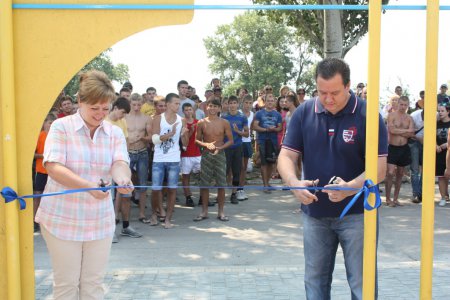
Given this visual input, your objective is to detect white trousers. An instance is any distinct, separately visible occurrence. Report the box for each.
[41,226,112,300]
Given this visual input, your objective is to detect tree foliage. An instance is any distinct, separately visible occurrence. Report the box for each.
[252,0,389,58]
[204,12,297,97]
[63,49,129,97]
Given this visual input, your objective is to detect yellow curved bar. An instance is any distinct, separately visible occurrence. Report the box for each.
[420,1,440,299]
[0,1,193,299]
[0,0,22,299]
[363,0,382,299]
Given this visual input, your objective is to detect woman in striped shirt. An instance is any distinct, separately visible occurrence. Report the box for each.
[36,70,133,299]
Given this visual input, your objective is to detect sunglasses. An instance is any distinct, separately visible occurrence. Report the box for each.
[265,88,273,91]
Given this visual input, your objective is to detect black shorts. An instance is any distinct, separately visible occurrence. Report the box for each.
[258,139,278,166]
[33,172,48,192]
[387,144,411,167]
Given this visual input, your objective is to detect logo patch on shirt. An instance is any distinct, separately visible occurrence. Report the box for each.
[343,127,357,144]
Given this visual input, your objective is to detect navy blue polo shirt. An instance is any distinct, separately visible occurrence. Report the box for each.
[282,92,388,218]
[222,112,248,148]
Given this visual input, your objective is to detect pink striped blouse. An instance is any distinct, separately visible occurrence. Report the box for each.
[35,112,129,241]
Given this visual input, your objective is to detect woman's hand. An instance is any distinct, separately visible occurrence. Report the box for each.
[88,181,111,200]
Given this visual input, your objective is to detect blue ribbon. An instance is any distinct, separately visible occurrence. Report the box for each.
[339,179,382,219]
[2,183,380,217]
[1,187,27,210]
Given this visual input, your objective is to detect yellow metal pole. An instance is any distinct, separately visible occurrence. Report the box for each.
[363,0,382,299]
[0,0,22,299]
[420,1,439,299]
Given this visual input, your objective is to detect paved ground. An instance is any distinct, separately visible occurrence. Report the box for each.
[34,173,450,299]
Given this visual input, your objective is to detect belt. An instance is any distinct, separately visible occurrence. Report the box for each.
[128,148,147,154]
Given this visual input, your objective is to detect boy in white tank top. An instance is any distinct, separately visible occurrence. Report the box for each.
[150,93,188,229]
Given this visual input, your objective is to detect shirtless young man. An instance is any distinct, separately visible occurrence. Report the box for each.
[150,93,188,229]
[385,96,415,207]
[194,98,233,222]
[124,93,152,221]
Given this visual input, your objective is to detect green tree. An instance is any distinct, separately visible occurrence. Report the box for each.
[63,49,129,97]
[204,12,296,97]
[252,0,389,58]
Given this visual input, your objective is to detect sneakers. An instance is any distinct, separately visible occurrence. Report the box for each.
[112,232,119,243]
[412,195,422,204]
[236,190,248,201]
[230,193,239,204]
[438,198,446,207]
[186,196,195,207]
[121,226,142,238]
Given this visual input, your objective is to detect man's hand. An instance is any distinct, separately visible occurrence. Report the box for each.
[205,141,216,151]
[288,178,319,205]
[171,122,179,134]
[445,168,450,178]
[232,123,241,135]
[323,177,352,202]
[114,177,134,195]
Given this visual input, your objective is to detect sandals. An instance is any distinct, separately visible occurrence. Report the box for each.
[217,215,229,222]
[138,217,151,224]
[193,215,209,222]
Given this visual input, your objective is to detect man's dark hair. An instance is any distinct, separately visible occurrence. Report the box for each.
[207,98,222,107]
[191,95,200,101]
[286,94,296,103]
[146,87,156,93]
[243,94,253,102]
[399,95,409,103]
[211,78,220,85]
[112,97,131,113]
[123,81,133,90]
[315,58,351,86]
[228,95,238,103]
[182,102,193,111]
[165,93,179,103]
[59,95,73,106]
[177,80,188,88]
[119,87,131,94]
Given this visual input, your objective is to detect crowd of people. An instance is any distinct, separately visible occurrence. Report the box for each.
[32,61,449,299]
[34,75,450,233]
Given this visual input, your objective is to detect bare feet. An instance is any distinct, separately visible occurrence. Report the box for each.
[163,221,173,229]
[394,199,403,206]
[149,213,159,226]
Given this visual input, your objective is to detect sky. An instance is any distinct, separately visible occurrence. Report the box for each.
[109,0,450,103]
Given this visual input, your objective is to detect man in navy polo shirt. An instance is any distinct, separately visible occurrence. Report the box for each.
[278,58,388,299]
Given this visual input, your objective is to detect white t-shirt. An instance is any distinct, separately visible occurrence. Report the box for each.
[241,110,254,143]
[410,109,424,139]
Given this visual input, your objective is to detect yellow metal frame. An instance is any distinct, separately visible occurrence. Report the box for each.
[363,0,382,298]
[420,1,440,299]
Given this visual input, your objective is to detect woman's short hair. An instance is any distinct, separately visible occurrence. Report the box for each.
[78,70,115,105]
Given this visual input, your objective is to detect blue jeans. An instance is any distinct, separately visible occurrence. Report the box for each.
[303,213,375,300]
[123,149,149,197]
[409,140,423,197]
[152,162,180,190]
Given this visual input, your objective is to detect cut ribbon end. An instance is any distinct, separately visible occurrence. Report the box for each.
[1,186,27,210]
[339,179,381,219]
